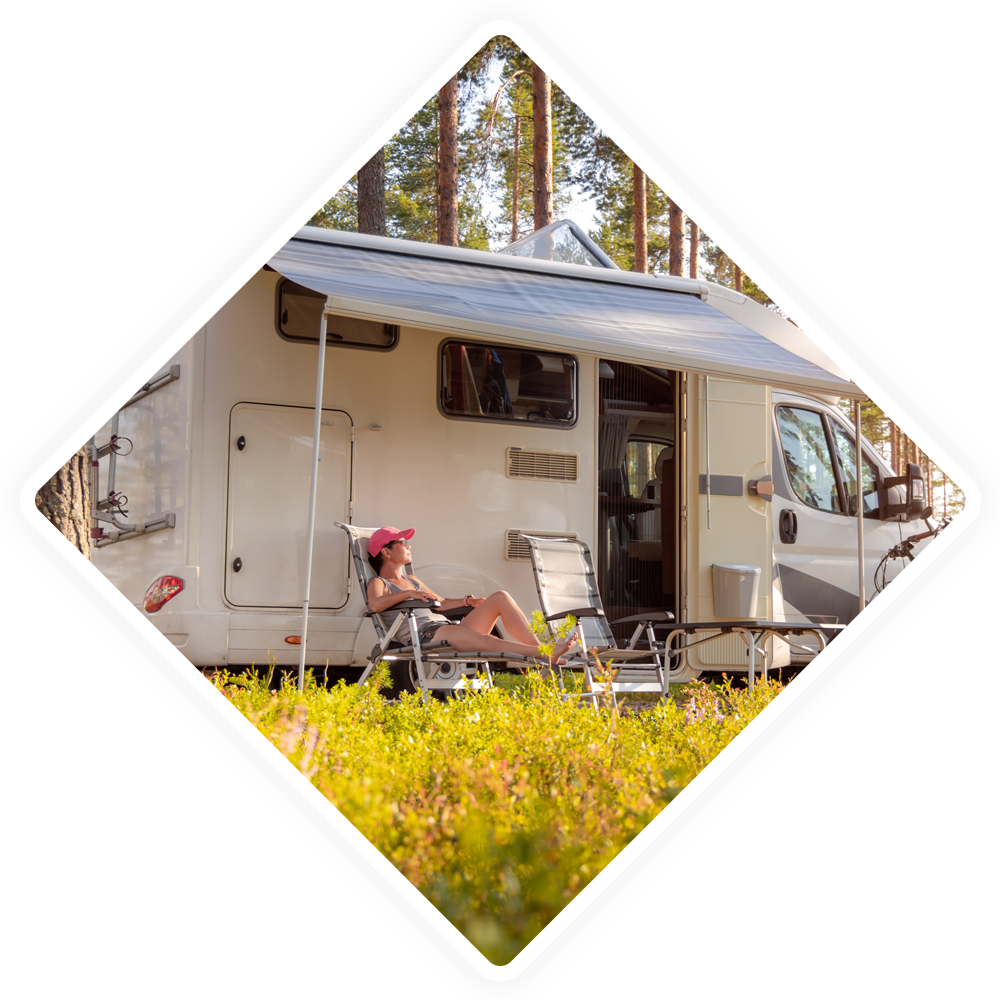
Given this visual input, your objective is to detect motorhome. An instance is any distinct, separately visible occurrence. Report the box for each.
[89,220,935,682]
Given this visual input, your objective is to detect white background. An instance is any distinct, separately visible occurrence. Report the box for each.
[3,3,996,996]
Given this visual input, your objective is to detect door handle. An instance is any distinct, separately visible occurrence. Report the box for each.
[779,509,798,544]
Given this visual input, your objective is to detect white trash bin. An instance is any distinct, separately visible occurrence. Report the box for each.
[712,563,761,618]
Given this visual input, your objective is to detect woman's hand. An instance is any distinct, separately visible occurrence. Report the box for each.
[465,596,485,608]
[407,578,442,602]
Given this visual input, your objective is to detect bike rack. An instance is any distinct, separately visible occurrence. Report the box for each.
[89,365,181,548]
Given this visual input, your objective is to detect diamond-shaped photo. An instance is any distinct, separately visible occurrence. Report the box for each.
[33,36,962,965]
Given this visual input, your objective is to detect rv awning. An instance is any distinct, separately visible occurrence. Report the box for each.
[268,228,863,398]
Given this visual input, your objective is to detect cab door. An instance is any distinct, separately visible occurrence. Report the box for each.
[771,401,902,632]
[686,376,773,672]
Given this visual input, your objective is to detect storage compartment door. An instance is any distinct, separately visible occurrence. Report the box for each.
[689,377,772,669]
[226,403,352,608]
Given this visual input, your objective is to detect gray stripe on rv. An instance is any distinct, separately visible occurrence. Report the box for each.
[776,563,866,626]
[698,474,744,496]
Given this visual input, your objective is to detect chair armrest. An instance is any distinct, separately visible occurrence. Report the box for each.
[609,611,676,625]
[395,599,441,610]
[436,606,469,621]
[544,607,601,622]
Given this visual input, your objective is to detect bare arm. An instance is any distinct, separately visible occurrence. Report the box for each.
[408,577,485,612]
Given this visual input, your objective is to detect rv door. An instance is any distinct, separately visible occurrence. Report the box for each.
[686,377,773,673]
[225,403,353,609]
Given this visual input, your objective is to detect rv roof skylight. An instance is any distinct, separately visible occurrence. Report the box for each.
[498,219,618,269]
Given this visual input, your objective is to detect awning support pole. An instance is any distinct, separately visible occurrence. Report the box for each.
[855,399,865,616]
[704,376,712,529]
[297,304,331,692]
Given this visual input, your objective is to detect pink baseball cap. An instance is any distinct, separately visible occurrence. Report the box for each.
[367,526,415,557]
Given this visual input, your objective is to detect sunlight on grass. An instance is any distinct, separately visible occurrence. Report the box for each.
[214,664,783,964]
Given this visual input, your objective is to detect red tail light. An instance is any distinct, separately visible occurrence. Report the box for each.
[144,575,184,613]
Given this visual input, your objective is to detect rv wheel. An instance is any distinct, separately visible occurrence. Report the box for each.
[387,660,453,701]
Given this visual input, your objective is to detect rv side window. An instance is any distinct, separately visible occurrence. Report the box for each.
[439,341,577,426]
[776,406,842,512]
[829,422,879,515]
[275,279,399,350]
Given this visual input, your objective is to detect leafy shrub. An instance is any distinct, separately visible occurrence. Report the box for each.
[214,666,783,964]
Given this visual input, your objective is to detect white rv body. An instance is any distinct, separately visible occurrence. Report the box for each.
[91,227,932,679]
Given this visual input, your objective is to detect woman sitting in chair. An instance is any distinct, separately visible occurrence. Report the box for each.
[366,526,574,666]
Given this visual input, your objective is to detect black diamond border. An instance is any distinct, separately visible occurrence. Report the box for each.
[18,18,986,982]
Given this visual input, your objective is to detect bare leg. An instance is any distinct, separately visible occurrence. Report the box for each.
[458,591,537,645]
[433,624,574,666]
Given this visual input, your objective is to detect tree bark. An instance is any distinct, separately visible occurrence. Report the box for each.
[437,75,459,246]
[688,219,699,278]
[734,264,743,292]
[633,163,647,273]
[35,445,91,559]
[511,114,520,242]
[357,147,386,236]
[531,63,553,230]
[668,200,683,275]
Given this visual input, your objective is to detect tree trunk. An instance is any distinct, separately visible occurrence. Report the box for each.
[889,419,898,474]
[668,200,683,275]
[357,148,386,236]
[633,163,647,273]
[511,114,520,242]
[688,219,699,278]
[35,445,91,559]
[437,75,459,246]
[531,63,553,230]
[734,264,743,292]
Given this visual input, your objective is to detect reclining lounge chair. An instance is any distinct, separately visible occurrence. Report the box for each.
[337,523,551,700]
[523,534,675,702]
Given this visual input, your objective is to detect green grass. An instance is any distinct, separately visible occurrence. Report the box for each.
[214,665,784,964]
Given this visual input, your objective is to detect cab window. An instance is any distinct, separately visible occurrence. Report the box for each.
[776,406,842,512]
[830,422,879,515]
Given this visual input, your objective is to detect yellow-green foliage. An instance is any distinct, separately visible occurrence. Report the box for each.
[214,666,783,964]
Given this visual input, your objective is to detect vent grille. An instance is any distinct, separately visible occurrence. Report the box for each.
[690,630,776,668]
[506,447,579,482]
[504,529,578,562]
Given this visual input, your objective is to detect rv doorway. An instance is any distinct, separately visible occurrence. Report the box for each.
[597,361,678,645]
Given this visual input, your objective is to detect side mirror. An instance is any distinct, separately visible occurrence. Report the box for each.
[876,463,927,522]
[906,462,927,521]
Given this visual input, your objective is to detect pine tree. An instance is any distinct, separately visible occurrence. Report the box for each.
[633,164,647,273]
[357,148,386,236]
[689,219,700,278]
[668,201,684,276]
[437,75,459,246]
[531,64,553,230]
[35,447,91,558]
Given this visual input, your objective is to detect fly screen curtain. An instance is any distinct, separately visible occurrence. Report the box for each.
[269,232,859,397]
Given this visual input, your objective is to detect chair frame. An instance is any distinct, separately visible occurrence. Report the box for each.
[523,534,675,705]
[336,523,550,700]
